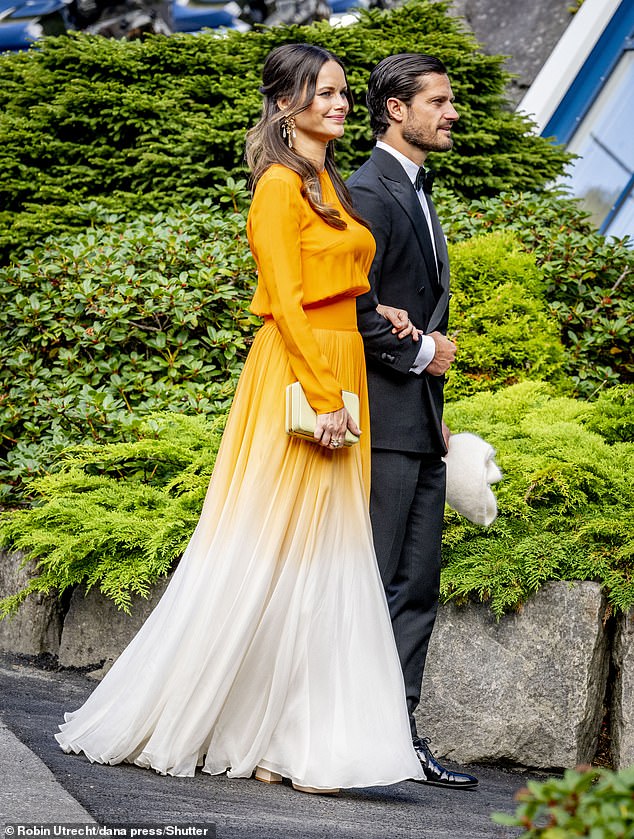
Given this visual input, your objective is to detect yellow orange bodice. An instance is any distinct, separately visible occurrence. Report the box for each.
[247,164,375,414]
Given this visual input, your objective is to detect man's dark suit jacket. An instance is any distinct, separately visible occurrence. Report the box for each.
[348,147,450,456]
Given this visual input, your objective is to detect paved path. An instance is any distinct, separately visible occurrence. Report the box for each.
[0,721,95,824]
[0,655,532,838]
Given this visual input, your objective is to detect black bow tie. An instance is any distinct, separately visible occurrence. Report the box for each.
[414,167,434,194]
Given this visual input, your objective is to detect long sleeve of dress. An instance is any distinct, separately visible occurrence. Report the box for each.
[248,174,344,415]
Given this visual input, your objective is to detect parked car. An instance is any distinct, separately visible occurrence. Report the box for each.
[0,0,247,51]
[0,0,370,50]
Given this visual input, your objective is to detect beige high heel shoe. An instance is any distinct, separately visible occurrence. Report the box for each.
[292,783,339,795]
[255,766,339,794]
[255,766,283,784]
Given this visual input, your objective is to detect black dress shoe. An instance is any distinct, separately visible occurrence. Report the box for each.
[412,737,478,789]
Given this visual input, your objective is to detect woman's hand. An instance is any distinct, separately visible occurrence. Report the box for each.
[376,304,420,341]
[314,407,361,450]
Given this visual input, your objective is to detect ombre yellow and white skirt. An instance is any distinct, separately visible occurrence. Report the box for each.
[56,299,423,790]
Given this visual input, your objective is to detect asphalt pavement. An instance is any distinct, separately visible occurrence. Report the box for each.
[0,654,536,839]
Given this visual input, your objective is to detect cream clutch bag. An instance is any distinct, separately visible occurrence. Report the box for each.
[285,382,360,446]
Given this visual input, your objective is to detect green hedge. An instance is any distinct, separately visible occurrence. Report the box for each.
[1,0,630,627]
[0,196,570,501]
[2,179,630,499]
[0,194,257,500]
[436,188,634,399]
[1,383,632,617]
[0,0,569,261]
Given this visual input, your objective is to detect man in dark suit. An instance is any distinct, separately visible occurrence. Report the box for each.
[348,53,478,789]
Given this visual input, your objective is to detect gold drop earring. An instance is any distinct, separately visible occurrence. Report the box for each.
[282,115,296,149]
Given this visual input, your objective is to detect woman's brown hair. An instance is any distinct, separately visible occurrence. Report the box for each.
[245,43,367,231]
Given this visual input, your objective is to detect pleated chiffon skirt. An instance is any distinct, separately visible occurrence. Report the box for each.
[56,299,423,790]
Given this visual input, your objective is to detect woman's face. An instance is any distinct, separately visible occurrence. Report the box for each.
[290,60,350,147]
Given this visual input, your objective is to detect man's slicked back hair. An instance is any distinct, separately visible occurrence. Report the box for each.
[366,53,448,139]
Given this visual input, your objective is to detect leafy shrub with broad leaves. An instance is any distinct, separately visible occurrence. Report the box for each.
[1,207,571,501]
[2,183,631,502]
[0,193,258,500]
[436,188,634,399]
[492,764,634,837]
[0,0,569,262]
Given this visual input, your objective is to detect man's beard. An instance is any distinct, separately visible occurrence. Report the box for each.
[402,120,453,153]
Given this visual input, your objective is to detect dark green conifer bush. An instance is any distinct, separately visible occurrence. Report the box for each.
[0,0,569,261]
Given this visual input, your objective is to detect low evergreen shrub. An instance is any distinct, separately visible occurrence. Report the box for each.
[493,764,634,837]
[0,412,224,615]
[436,188,634,399]
[0,0,569,261]
[442,382,634,618]
[445,231,566,399]
[1,383,632,617]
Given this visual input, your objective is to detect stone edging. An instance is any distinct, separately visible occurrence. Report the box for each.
[1,551,631,769]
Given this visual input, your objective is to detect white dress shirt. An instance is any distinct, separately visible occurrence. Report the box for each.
[375,141,437,373]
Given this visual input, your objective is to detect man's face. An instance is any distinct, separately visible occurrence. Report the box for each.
[400,73,458,153]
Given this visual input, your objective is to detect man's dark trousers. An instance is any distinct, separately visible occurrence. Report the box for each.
[371,450,445,735]
[348,146,451,736]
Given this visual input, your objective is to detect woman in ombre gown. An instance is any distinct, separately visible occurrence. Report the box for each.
[55,43,424,794]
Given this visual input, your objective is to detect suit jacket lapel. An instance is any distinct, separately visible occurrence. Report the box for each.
[426,196,450,333]
[370,148,440,288]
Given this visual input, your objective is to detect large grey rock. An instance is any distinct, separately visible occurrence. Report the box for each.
[58,576,171,675]
[612,609,634,770]
[418,581,610,769]
[0,550,63,656]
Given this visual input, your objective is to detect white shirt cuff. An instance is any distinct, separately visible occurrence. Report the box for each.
[410,335,436,374]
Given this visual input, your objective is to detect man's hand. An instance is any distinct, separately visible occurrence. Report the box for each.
[426,331,456,376]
